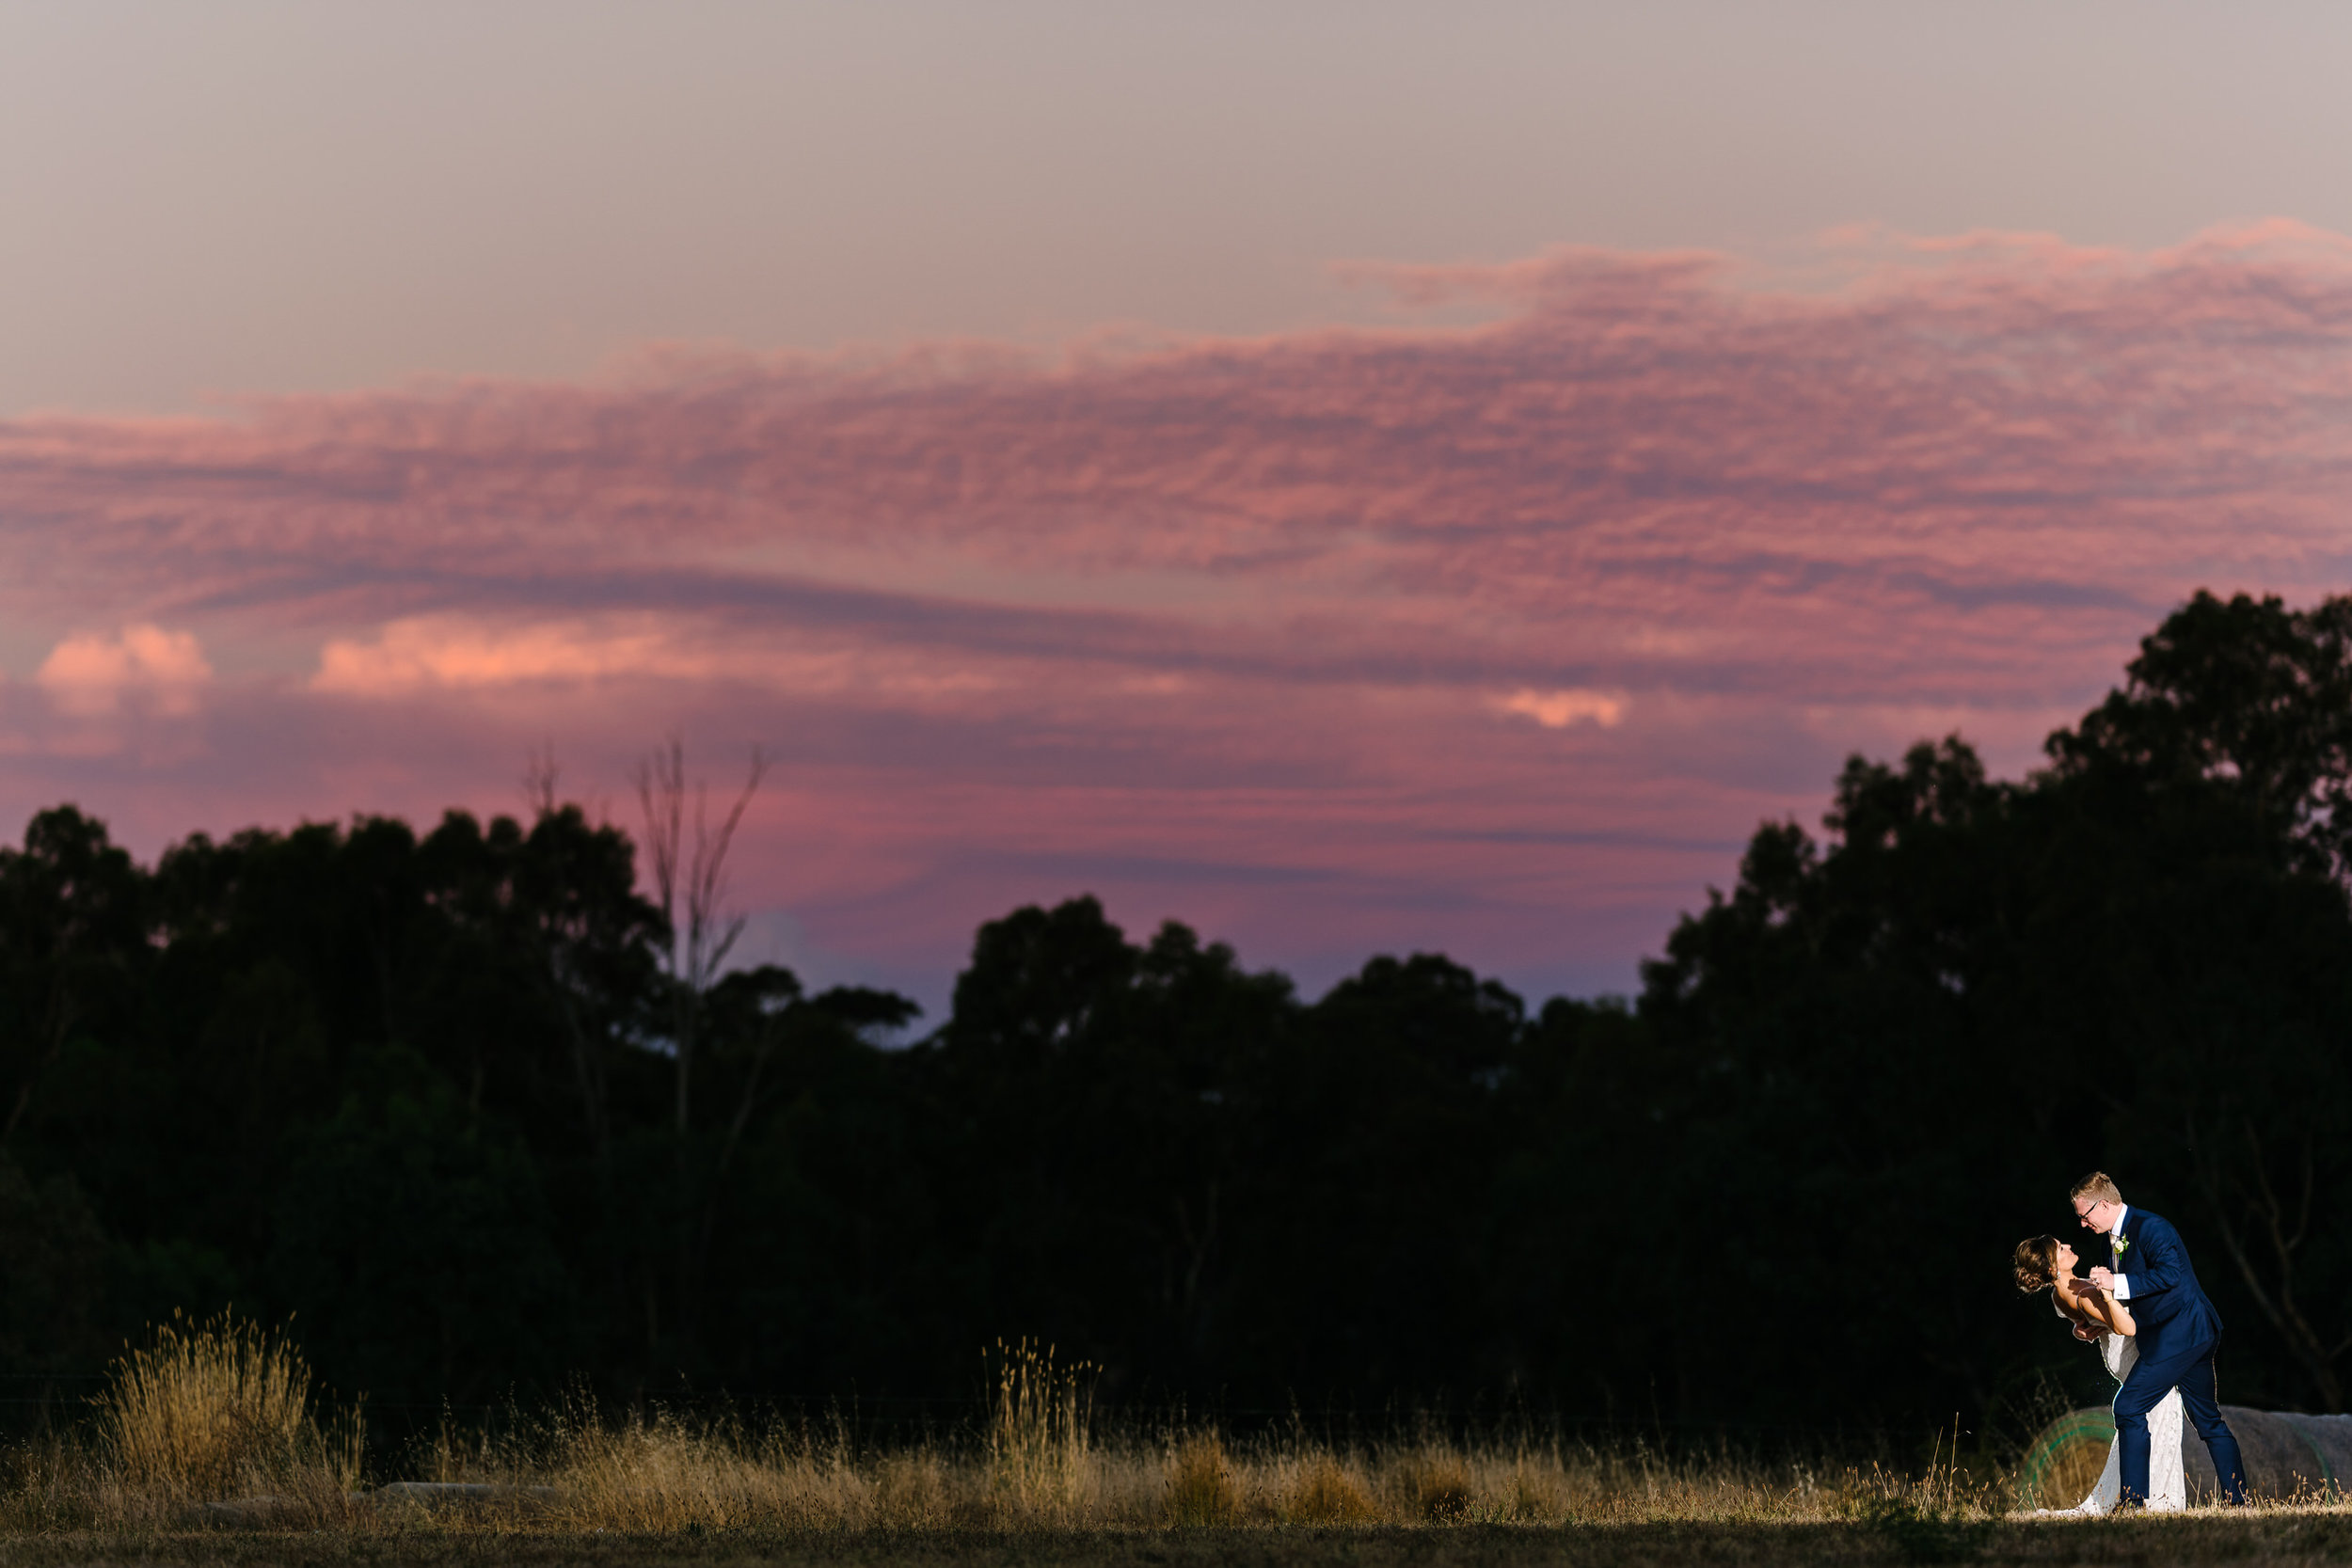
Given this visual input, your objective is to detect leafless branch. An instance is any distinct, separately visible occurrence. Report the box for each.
[634,736,767,1131]
[523,742,562,820]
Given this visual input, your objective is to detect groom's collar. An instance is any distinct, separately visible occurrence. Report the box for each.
[2112,1202,2131,1242]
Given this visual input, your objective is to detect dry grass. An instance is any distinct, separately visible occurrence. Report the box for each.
[983,1339,1094,1524]
[400,1419,2352,1537]
[1163,1434,1238,1527]
[6,1326,2350,1546]
[1282,1452,1376,1524]
[0,1312,362,1529]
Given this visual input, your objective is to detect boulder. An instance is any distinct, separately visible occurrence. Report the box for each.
[2021,1404,2352,1506]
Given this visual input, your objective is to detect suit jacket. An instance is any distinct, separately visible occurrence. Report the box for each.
[2116,1206,2222,1361]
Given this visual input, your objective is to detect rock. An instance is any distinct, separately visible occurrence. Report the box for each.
[2021,1404,2352,1505]
[368,1481,564,1511]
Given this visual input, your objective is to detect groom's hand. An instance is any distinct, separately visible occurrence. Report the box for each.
[2088,1266,2116,1291]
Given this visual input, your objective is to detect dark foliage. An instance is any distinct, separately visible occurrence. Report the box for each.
[2,590,2349,1439]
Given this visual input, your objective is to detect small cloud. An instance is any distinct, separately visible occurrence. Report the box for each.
[35,625,213,716]
[312,617,677,695]
[1495,688,1626,730]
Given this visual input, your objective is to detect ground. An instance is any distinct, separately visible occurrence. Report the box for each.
[8,1517,2352,1568]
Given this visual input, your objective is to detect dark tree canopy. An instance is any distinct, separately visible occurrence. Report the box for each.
[3,589,2350,1441]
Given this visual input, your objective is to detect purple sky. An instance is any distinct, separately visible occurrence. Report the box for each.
[5,6,2352,1013]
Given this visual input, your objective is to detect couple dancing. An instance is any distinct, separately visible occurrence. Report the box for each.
[2012,1173,2249,1513]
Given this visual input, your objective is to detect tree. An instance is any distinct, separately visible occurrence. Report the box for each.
[271,1048,575,1406]
[919,897,1298,1392]
[3,588,2348,1431]
[2051,589,2352,881]
[634,738,766,1138]
[0,807,146,1145]
[2046,590,2352,1410]
[630,739,773,1362]
[0,1154,110,1373]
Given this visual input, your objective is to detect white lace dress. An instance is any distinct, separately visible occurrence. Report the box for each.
[2059,1307,2186,1513]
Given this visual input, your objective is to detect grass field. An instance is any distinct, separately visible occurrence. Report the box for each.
[7,1320,2349,1563]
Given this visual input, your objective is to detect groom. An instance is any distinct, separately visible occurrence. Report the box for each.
[2074,1172,2249,1506]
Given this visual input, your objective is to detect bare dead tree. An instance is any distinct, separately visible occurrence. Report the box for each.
[715,980,795,1178]
[632,737,768,1357]
[2194,1115,2351,1410]
[679,965,803,1338]
[523,741,562,820]
[634,737,768,1137]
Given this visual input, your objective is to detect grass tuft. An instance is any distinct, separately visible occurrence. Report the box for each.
[984,1338,1094,1525]
[101,1312,317,1498]
[0,1311,361,1529]
[1284,1452,1376,1524]
[1163,1433,1238,1526]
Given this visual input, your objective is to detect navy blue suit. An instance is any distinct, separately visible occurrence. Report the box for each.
[2110,1206,2246,1505]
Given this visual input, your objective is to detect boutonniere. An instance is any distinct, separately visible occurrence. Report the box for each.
[2113,1235,2132,1258]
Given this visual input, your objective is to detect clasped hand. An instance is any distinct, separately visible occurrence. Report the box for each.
[2086,1265,2116,1291]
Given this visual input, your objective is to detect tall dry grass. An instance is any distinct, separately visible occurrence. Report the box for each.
[0,1323,2135,1534]
[984,1338,1096,1524]
[395,1401,2009,1533]
[0,1312,362,1529]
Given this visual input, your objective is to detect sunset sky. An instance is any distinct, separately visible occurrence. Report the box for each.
[6,2,2352,1013]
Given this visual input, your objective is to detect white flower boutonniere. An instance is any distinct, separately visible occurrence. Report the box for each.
[2113,1234,2132,1259]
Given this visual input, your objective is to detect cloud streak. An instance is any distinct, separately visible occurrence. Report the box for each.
[3,223,2351,1004]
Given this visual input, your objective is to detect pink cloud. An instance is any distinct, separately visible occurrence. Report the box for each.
[3,224,2350,1005]
[1496,689,1627,730]
[34,625,213,717]
[311,617,702,695]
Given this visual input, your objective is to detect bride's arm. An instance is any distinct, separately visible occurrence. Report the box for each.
[2058,1277,2136,1337]
[2050,1282,2103,1336]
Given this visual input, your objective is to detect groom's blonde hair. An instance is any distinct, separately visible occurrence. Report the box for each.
[2070,1171,2122,1205]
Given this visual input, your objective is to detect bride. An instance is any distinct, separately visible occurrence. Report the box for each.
[2013,1235,2185,1512]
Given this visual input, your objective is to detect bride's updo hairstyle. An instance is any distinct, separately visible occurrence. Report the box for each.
[2013,1235,2059,1292]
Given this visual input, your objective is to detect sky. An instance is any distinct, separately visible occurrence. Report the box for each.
[5,2,2352,1015]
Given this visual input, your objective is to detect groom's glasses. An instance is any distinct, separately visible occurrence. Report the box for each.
[2072,1202,2097,1222]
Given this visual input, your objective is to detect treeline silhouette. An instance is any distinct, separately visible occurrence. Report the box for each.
[3,591,2349,1437]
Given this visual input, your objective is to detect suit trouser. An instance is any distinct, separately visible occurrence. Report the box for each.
[2116,1334,2246,1505]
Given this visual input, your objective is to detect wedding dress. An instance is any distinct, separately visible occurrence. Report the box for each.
[2061,1318,2187,1513]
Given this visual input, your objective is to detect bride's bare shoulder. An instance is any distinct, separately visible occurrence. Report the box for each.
[2050,1277,2101,1326]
